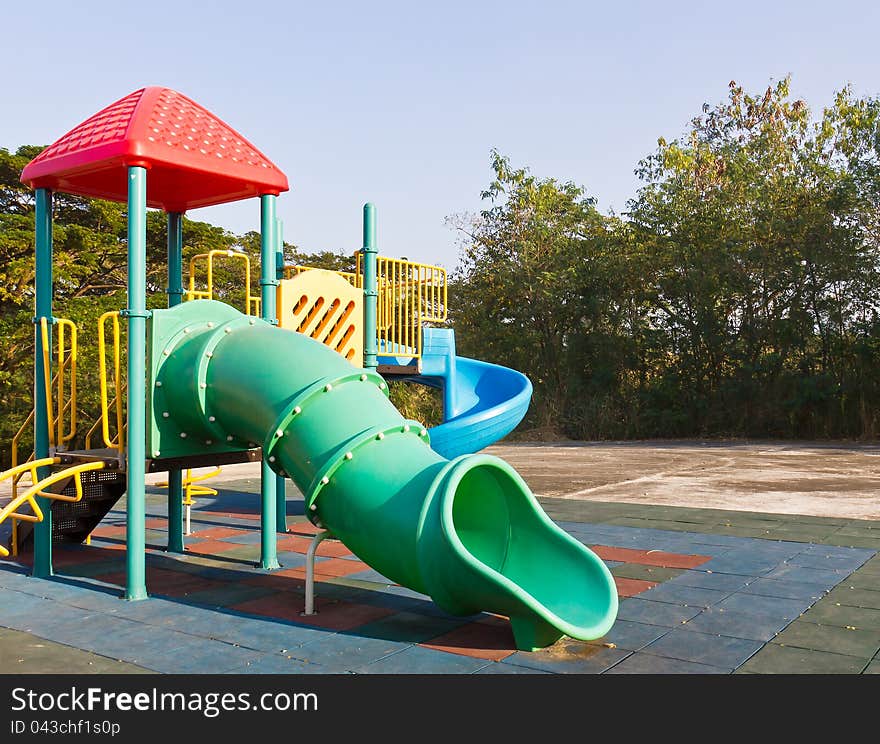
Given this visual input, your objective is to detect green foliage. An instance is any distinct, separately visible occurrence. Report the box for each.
[452,80,880,441]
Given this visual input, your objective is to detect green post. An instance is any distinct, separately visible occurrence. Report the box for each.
[33,188,53,578]
[166,211,185,553]
[274,217,287,534]
[258,194,279,568]
[125,166,148,600]
[362,203,378,369]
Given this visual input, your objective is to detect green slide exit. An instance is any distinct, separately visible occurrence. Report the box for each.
[149,301,617,651]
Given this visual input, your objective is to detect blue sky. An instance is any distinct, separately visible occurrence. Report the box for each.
[4,0,879,269]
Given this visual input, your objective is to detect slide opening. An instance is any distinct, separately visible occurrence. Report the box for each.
[450,461,615,631]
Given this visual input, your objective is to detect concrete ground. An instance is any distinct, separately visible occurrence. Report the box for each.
[1,441,878,674]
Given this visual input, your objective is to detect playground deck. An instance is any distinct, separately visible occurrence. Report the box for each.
[1,441,878,675]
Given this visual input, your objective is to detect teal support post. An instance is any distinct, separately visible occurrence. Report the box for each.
[33,188,54,578]
[258,194,279,568]
[125,166,148,600]
[274,217,287,534]
[362,203,378,369]
[166,211,185,553]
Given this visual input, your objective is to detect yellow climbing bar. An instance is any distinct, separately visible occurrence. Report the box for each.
[97,311,125,456]
[186,249,261,315]
[9,317,78,499]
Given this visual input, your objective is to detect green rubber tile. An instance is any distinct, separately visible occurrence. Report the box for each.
[611,564,685,583]
[763,529,832,544]
[711,526,774,539]
[771,620,880,659]
[800,602,880,631]
[824,586,880,609]
[738,643,867,674]
[844,572,880,590]
[718,517,783,530]
[0,628,154,674]
[864,660,880,674]
[820,536,880,550]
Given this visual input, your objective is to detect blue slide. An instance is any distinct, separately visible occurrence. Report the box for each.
[403,328,532,458]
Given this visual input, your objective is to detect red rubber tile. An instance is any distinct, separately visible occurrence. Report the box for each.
[275,534,352,558]
[190,526,249,540]
[231,594,394,630]
[614,576,659,597]
[281,558,370,579]
[288,521,323,536]
[89,525,126,538]
[591,545,711,569]
[184,539,247,555]
[638,550,711,569]
[420,620,517,661]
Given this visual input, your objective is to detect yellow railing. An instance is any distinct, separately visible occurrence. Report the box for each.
[97,311,125,457]
[286,256,447,359]
[187,249,261,316]
[10,318,78,499]
[283,264,361,288]
[0,458,105,557]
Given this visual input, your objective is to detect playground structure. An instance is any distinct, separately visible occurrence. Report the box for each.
[0,87,617,650]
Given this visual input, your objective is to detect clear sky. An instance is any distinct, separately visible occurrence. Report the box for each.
[3,0,879,269]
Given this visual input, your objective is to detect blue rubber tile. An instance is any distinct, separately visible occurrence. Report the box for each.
[14,605,96,636]
[590,620,669,651]
[475,662,551,674]
[638,584,731,608]
[138,637,264,673]
[65,623,195,664]
[680,607,790,642]
[740,578,830,601]
[763,564,847,587]
[346,567,395,584]
[503,646,631,674]
[0,567,33,588]
[44,613,153,651]
[615,598,703,627]
[216,532,263,545]
[353,611,466,643]
[358,645,492,674]
[236,653,331,674]
[715,592,815,620]
[641,628,763,670]
[290,632,411,671]
[200,612,328,651]
[275,552,311,569]
[666,571,752,592]
[787,552,871,571]
[698,554,780,576]
[605,652,728,674]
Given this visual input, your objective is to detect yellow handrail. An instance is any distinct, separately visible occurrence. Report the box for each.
[10,318,79,499]
[0,459,106,558]
[186,249,261,316]
[0,457,59,557]
[55,318,77,448]
[97,311,125,456]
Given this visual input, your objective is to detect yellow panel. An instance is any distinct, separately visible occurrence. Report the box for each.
[276,269,363,367]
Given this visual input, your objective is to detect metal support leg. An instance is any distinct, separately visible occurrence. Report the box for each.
[303,530,330,615]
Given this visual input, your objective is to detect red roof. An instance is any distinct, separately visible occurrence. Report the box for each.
[21,87,289,212]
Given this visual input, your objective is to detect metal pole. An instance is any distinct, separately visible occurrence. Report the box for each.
[166,211,185,553]
[125,166,148,600]
[362,203,378,369]
[303,530,330,615]
[274,217,287,534]
[258,194,279,569]
[33,188,53,578]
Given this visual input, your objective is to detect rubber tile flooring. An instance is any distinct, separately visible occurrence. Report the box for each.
[0,486,877,674]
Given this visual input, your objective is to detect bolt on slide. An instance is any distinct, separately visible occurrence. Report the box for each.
[149,300,618,650]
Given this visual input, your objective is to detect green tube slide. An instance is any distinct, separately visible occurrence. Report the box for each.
[149,301,617,650]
